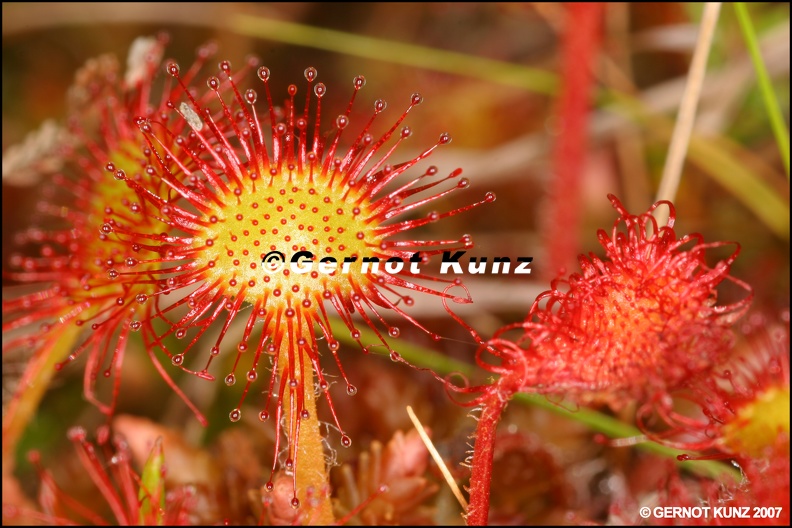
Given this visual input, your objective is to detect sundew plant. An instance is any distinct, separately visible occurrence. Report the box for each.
[2,3,789,526]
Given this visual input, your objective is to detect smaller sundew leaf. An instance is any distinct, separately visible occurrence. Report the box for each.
[138,437,166,525]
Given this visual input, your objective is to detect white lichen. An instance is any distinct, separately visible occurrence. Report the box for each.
[125,36,163,87]
[180,102,204,132]
[2,120,67,186]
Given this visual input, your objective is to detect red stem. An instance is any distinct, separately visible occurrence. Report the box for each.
[465,391,508,526]
[543,2,605,279]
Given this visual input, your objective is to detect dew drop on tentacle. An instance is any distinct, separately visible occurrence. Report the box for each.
[461,234,473,247]
[257,66,270,82]
[171,354,184,366]
[245,89,257,104]
[137,118,152,133]
[166,62,180,76]
[314,83,326,98]
[225,373,236,386]
[259,410,269,421]
[410,93,423,106]
[341,434,352,447]
[353,75,366,89]
[229,408,241,422]
[304,66,317,82]
[346,384,357,396]
[291,497,300,509]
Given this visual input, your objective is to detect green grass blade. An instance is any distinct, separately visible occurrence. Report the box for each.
[734,3,790,178]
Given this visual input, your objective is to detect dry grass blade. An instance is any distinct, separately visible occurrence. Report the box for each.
[405,406,469,512]
[655,2,722,221]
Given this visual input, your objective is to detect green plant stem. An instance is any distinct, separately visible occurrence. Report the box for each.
[332,320,740,482]
[138,437,166,525]
[734,3,790,179]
